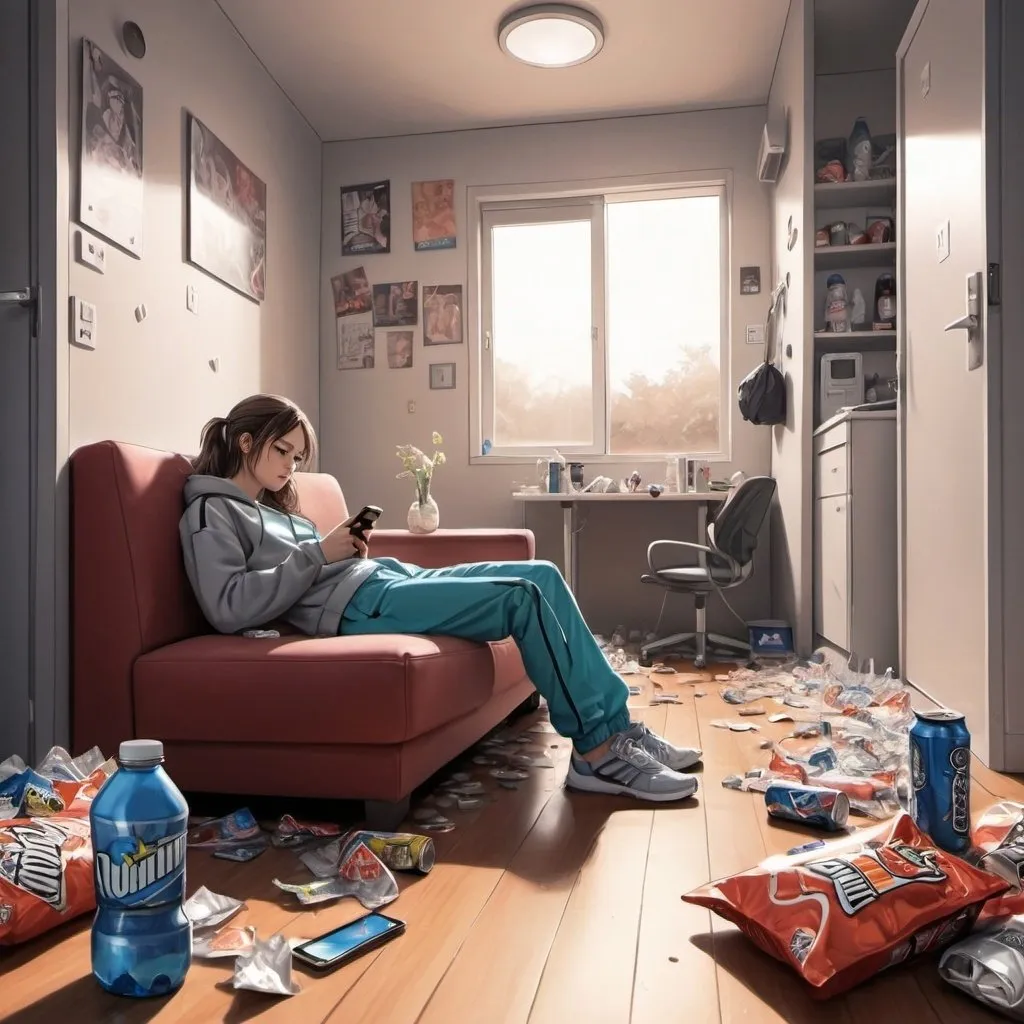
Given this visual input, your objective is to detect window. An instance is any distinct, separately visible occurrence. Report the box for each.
[476,183,727,460]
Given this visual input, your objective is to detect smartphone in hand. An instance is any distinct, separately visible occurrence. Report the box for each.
[342,505,383,542]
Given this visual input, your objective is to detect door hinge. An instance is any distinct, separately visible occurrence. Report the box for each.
[989,263,1001,306]
[0,285,40,337]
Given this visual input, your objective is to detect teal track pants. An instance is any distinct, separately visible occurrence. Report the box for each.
[339,558,630,753]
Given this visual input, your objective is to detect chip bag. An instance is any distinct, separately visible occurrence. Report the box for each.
[683,812,1009,998]
[972,801,1024,922]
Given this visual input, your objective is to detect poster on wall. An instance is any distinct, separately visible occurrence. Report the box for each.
[187,114,267,302]
[331,267,372,317]
[79,39,144,257]
[386,331,414,369]
[372,281,418,327]
[337,318,375,370]
[411,179,456,250]
[423,285,463,345]
[341,181,391,255]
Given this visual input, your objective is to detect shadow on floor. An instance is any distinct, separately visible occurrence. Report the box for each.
[2,974,173,1024]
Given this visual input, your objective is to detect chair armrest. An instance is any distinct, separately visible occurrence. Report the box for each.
[647,539,741,578]
[370,528,535,568]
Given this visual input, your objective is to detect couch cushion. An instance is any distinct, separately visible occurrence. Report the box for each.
[133,633,504,745]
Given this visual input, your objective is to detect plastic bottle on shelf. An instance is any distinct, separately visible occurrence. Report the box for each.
[848,117,873,182]
[824,274,851,333]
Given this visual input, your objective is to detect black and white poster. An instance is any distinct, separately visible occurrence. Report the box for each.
[80,40,144,256]
[341,180,391,255]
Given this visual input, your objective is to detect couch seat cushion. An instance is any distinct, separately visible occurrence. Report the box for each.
[133,633,500,745]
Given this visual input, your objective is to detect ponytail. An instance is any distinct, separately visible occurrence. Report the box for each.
[191,416,232,476]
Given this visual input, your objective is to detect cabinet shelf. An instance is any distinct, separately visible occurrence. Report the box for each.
[814,330,896,352]
[814,179,896,209]
[815,243,896,269]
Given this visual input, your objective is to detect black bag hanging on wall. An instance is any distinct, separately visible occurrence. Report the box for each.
[738,283,787,425]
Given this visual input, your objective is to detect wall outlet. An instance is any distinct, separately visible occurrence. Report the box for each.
[76,231,106,274]
[407,400,416,414]
[186,284,198,314]
[71,297,97,349]
[936,220,950,263]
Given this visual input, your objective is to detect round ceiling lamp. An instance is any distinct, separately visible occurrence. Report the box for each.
[498,4,605,69]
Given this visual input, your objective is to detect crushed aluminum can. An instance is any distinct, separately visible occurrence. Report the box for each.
[939,918,1024,1019]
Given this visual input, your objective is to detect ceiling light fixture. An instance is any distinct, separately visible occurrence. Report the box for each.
[498,4,605,69]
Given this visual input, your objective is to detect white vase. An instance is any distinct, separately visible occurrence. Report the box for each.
[407,494,440,534]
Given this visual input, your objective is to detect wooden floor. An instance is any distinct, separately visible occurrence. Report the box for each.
[2,669,1020,1023]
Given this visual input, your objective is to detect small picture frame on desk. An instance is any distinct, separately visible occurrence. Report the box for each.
[429,362,456,390]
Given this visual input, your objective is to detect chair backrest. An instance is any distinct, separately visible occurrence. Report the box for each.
[707,476,777,566]
[71,440,348,757]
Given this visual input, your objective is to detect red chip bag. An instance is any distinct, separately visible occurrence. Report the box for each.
[683,812,1008,998]
[972,801,1024,922]
[0,814,95,945]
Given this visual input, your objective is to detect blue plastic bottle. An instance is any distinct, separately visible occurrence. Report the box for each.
[89,739,191,997]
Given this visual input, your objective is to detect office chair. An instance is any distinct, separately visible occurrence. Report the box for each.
[639,476,777,669]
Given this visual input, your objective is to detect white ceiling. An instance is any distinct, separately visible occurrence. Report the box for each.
[216,0,791,141]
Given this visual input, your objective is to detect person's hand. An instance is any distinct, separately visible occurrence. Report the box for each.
[320,522,373,562]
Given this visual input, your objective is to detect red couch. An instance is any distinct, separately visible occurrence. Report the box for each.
[71,440,537,826]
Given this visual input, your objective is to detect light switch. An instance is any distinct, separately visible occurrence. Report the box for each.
[745,324,765,345]
[71,297,97,349]
[77,231,106,274]
[407,400,416,414]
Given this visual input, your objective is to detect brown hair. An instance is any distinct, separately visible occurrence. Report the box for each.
[191,394,317,514]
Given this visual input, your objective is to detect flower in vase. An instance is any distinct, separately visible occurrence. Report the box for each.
[396,432,446,504]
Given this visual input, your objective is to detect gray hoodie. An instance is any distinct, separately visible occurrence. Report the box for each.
[179,475,380,636]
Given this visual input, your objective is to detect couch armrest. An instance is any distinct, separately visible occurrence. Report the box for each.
[370,528,535,568]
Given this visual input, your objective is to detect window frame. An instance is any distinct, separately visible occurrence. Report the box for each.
[467,171,732,466]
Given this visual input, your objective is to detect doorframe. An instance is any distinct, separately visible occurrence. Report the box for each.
[895,0,1015,768]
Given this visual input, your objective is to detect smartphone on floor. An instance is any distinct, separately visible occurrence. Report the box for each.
[292,912,405,972]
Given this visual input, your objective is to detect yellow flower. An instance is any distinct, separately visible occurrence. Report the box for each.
[432,432,443,446]
[436,451,447,465]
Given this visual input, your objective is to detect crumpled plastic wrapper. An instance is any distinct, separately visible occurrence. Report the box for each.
[183,885,246,931]
[194,924,257,959]
[275,841,398,909]
[233,933,301,997]
[940,917,1024,1019]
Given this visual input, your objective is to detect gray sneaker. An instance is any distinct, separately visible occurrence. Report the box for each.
[623,721,703,771]
[566,734,699,803]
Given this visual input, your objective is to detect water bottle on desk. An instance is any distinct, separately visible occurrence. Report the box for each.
[89,739,191,997]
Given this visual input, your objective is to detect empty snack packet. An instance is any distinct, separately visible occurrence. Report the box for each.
[233,933,300,997]
[939,916,1024,1019]
[213,837,269,862]
[275,841,398,909]
[187,808,262,847]
[270,814,341,848]
[183,886,246,931]
[194,924,257,959]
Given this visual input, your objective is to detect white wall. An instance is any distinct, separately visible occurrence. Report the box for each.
[318,108,776,634]
[65,0,322,455]
[815,70,897,140]
[769,0,815,653]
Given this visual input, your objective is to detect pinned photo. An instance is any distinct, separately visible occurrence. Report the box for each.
[341,181,391,255]
[740,266,761,295]
[387,331,414,369]
[337,319,375,370]
[423,285,463,345]
[373,281,418,327]
[331,267,372,317]
[412,179,456,251]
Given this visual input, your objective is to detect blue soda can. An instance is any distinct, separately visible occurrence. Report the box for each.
[89,739,191,997]
[910,708,971,852]
[807,745,839,773]
[547,461,562,494]
[764,782,850,832]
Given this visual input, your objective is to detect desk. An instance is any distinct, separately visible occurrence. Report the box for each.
[512,491,728,594]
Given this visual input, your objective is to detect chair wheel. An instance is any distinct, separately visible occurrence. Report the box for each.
[639,653,653,668]
[694,657,706,669]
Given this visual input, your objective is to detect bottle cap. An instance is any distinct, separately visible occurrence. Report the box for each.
[119,739,164,764]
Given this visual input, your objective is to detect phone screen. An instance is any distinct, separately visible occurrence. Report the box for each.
[299,915,400,963]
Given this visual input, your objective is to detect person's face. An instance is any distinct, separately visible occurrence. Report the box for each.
[242,424,307,493]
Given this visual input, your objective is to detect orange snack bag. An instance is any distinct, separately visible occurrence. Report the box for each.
[683,813,1008,998]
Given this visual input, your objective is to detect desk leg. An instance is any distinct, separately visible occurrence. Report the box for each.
[561,500,576,594]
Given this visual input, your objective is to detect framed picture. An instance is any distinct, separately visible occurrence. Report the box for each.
[412,179,456,250]
[80,40,144,256]
[740,266,761,295]
[429,362,456,390]
[423,284,463,345]
[337,318,375,370]
[386,331,414,369]
[341,181,390,255]
[187,114,266,302]
[331,266,372,317]
[373,281,418,327]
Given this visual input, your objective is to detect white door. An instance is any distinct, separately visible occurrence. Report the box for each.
[898,0,999,762]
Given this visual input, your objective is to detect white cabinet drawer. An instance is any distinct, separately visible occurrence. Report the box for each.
[816,443,849,498]
[815,495,850,650]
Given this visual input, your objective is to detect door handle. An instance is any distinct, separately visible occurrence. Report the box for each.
[944,313,979,333]
[0,289,32,305]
